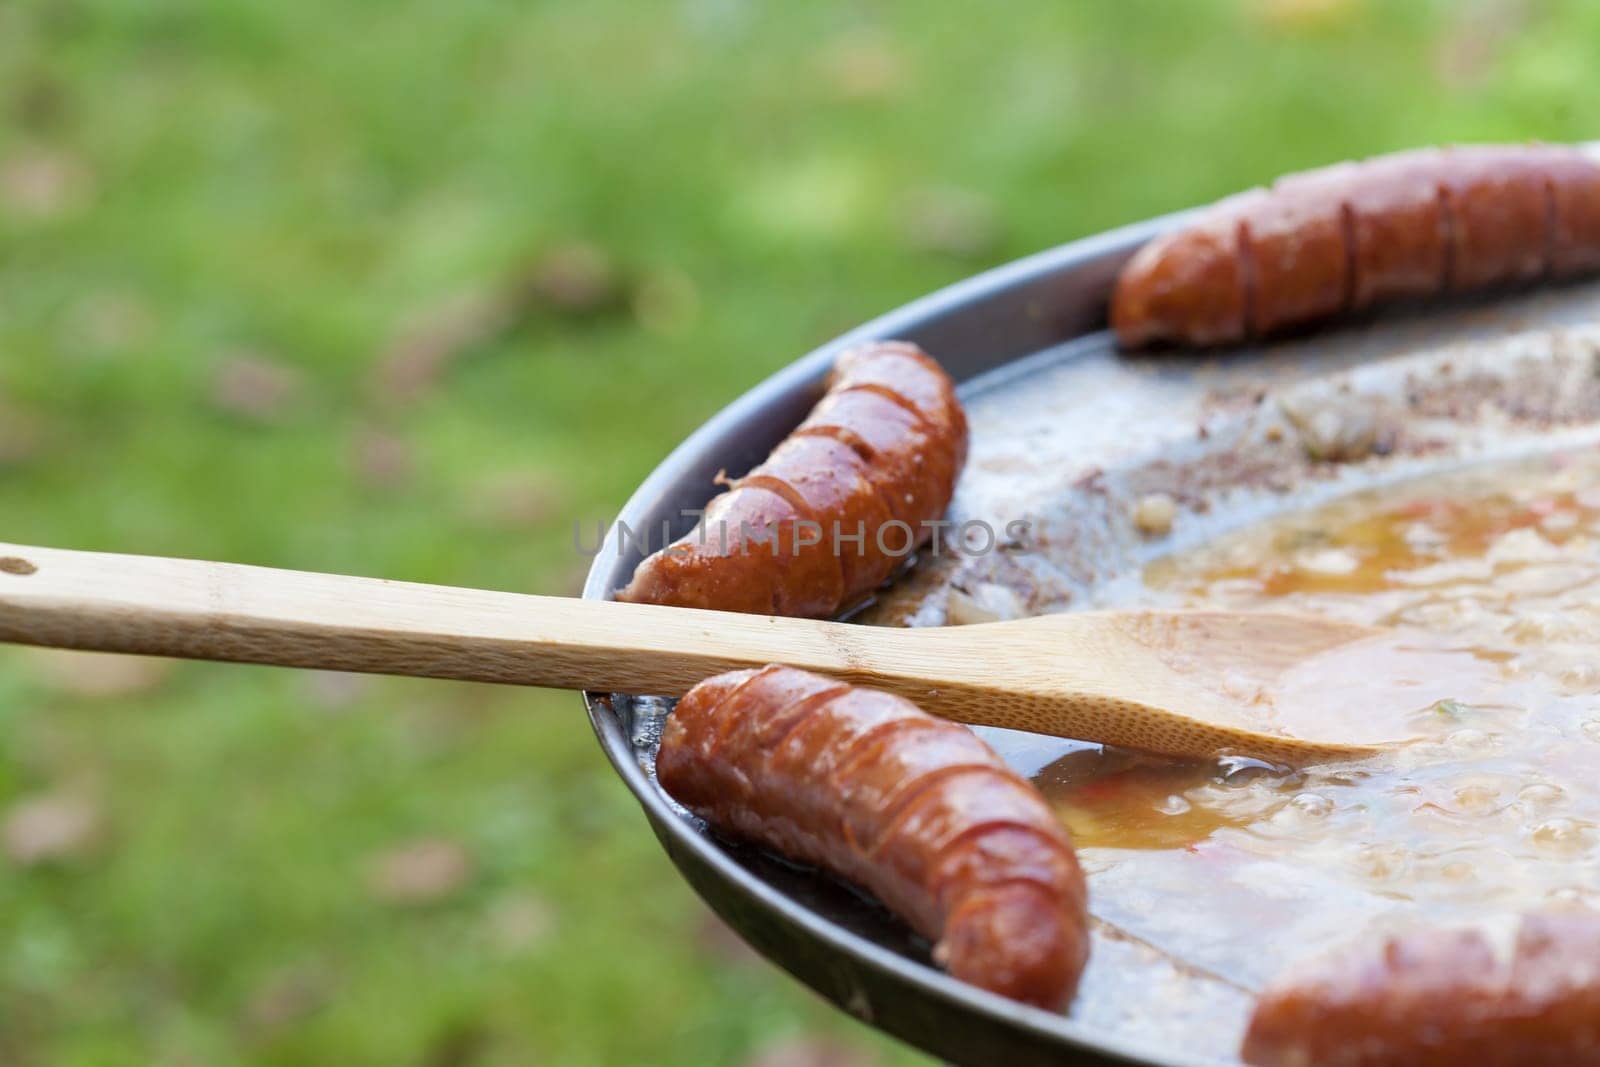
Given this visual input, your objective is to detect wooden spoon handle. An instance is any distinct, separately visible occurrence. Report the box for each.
[0,542,859,695]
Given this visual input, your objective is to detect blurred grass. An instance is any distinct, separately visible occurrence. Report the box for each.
[3,0,1600,1063]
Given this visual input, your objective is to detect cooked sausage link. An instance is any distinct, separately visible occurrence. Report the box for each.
[1111,209,1253,347]
[1549,152,1600,275]
[1442,147,1549,290]
[617,342,968,617]
[1113,144,1600,348]
[1244,173,1349,336]
[743,434,894,602]
[617,485,843,618]
[657,666,1090,1009]
[825,340,969,472]
[1242,911,1600,1067]
[1346,152,1447,308]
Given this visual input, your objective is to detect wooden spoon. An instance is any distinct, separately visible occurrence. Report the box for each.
[0,541,1451,763]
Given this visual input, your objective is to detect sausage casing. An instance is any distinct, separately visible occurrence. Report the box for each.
[1242,911,1600,1067]
[1112,144,1600,348]
[617,342,967,617]
[656,666,1090,1009]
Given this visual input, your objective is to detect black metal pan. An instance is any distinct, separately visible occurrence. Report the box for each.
[581,203,1600,1066]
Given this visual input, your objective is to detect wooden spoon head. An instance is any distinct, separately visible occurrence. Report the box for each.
[943,609,1492,764]
[1102,609,1381,677]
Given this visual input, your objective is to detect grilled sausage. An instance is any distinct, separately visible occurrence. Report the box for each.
[1112,144,1600,348]
[617,342,968,617]
[657,666,1090,1009]
[1242,911,1600,1067]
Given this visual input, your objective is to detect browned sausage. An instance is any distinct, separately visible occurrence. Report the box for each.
[1112,144,1600,348]
[1242,911,1600,1067]
[656,665,1090,1009]
[617,342,968,617]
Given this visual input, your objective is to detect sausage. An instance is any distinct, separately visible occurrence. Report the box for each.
[1112,144,1600,348]
[656,665,1090,1009]
[1241,911,1600,1067]
[617,341,968,617]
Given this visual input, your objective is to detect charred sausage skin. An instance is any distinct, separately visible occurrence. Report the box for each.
[656,666,1090,1009]
[1242,911,1600,1067]
[1113,144,1600,348]
[617,342,968,618]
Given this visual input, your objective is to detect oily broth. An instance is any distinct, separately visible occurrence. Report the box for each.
[1034,450,1600,1053]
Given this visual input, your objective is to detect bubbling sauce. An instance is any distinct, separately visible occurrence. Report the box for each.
[1034,451,1600,1057]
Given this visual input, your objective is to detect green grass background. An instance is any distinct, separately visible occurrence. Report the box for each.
[3,0,1599,1063]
